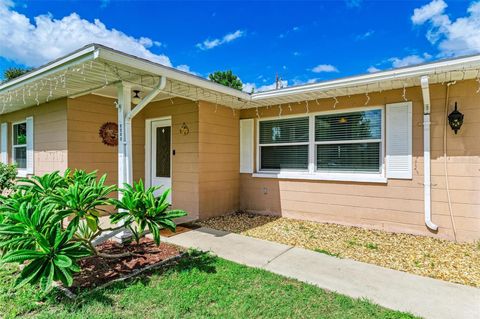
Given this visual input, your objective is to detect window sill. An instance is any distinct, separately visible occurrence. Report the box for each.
[17,170,27,178]
[251,172,387,183]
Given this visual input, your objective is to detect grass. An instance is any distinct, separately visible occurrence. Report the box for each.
[0,251,416,319]
[315,248,341,258]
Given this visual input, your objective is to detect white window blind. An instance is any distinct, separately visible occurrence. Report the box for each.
[240,119,254,173]
[1,123,7,164]
[315,109,382,173]
[386,102,412,179]
[12,121,27,171]
[259,117,309,171]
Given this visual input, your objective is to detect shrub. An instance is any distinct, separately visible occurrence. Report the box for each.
[0,163,17,192]
[0,170,187,292]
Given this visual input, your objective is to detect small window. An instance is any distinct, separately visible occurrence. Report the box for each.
[315,109,382,173]
[12,122,27,169]
[259,117,309,170]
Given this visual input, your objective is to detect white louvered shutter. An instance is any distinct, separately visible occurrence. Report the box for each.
[1,123,7,164]
[386,102,412,179]
[240,119,254,173]
[26,116,34,174]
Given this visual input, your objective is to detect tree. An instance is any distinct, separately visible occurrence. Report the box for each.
[208,70,243,90]
[3,67,31,81]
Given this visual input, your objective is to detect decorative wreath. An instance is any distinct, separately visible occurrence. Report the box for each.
[98,122,118,146]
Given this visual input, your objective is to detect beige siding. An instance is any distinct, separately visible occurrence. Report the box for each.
[132,98,200,220]
[67,95,118,185]
[239,79,480,242]
[198,101,240,219]
[0,99,68,175]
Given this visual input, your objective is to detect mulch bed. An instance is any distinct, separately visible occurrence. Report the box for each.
[198,212,480,287]
[70,238,182,293]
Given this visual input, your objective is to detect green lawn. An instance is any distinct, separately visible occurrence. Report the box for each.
[0,251,416,319]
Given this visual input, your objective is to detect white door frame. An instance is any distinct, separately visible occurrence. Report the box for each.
[145,117,172,198]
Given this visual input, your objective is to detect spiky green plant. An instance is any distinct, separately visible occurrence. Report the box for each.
[110,180,187,245]
[0,170,188,293]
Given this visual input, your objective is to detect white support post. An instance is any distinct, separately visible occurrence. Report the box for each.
[115,82,132,243]
[116,82,132,191]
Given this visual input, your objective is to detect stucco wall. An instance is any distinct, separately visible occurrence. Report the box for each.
[198,101,240,219]
[0,98,68,176]
[239,79,480,242]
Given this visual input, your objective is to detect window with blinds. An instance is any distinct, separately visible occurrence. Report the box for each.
[315,109,382,173]
[257,108,383,175]
[259,117,309,170]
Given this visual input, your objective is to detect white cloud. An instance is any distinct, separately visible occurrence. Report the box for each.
[411,0,480,56]
[356,30,374,41]
[367,66,381,73]
[0,1,171,67]
[388,54,430,68]
[411,0,447,24]
[196,30,245,50]
[311,64,339,73]
[176,64,199,76]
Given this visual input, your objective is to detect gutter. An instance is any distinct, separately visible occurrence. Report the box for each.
[124,76,167,184]
[252,54,480,100]
[420,76,438,231]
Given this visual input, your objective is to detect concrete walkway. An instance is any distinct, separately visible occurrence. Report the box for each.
[162,227,480,319]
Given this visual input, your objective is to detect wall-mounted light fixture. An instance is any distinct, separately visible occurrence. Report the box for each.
[132,90,142,105]
[448,102,464,134]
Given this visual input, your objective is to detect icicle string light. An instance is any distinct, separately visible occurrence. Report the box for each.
[278,104,282,117]
[364,92,370,106]
[333,96,338,109]
[402,82,407,101]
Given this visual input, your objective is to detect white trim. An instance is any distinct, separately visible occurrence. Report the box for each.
[1,123,8,164]
[252,172,387,183]
[98,47,251,101]
[255,106,385,181]
[145,116,172,188]
[25,116,34,174]
[385,101,413,179]
[252,55,480,100]
[0,46,98,92]
[239,119,254,173]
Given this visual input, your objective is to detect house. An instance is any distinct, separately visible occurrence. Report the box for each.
[0,44,478,242]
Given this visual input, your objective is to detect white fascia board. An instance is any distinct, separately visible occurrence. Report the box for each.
[97,48,252,101]
[0,46,99,93]
[251,54,480,100]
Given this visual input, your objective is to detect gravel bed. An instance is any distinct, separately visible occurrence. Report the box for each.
[198,212,480,287]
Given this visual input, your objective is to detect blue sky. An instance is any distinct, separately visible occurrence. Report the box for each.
[1,0,480,91]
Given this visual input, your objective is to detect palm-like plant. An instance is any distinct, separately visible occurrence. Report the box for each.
[0,170,188,292]
[110,180,187,245]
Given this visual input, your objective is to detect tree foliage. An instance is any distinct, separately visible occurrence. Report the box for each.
[0,170,187,292]
[3,67,31,81]
[208,70,243,90]
[0,163,17,193]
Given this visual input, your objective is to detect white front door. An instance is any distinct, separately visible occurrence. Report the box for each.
[148,118,172,203]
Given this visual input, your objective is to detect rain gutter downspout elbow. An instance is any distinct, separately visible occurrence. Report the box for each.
[124,76,167,184]
[420,76,438,231]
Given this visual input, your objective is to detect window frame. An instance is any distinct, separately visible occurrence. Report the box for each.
[12,120,28,176]
[255,106,386,183]
[257,115,310,173]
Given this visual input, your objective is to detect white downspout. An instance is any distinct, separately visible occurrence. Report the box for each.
[124,76,167,185]
[420,76,438,231]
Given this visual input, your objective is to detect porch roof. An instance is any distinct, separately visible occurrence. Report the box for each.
[1,43,480,114]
